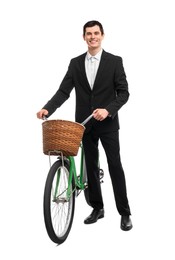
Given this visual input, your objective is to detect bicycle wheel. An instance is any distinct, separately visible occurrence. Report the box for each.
[43,159,75,244]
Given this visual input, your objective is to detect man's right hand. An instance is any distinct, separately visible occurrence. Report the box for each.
[36,109,49,119]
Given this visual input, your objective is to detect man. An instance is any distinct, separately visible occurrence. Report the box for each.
[37,20,132,231]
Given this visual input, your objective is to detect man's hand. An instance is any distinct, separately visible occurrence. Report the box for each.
[36,109,49,119]
[93,108,109,121]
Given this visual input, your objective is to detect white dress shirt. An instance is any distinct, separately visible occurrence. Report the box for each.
[85,49,103,89]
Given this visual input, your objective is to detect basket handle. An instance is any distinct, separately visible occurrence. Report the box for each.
[81,114,93,126]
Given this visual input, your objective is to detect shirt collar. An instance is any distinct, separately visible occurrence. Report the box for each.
[87,48,103,61]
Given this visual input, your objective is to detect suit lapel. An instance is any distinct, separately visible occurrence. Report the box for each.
[79,53,92,91]
[93,50,108,90]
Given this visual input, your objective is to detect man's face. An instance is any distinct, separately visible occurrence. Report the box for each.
[83,25,104,50]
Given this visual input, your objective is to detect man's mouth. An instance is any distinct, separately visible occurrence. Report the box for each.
[90,40,97,44]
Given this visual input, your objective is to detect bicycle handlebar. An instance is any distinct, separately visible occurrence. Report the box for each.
[42,116,48,120]
[81,114,93,126]
[42,114,93,126]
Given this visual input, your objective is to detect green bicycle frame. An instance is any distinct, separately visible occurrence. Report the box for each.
[51,145,86,202]
[66,145,86,198]
[51,142,102,203]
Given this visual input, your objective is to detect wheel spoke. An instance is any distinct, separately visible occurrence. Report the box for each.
[51,164,73,236]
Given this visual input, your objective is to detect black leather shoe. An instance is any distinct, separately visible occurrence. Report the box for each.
[84,209,104,224]
[121,215,133,231]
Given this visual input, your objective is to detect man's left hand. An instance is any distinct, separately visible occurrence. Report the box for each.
[93,108,109,121]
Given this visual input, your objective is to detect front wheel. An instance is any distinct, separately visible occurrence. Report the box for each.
[43,159,75,244]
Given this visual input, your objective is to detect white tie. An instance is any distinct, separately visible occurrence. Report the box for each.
[90,56,96,88]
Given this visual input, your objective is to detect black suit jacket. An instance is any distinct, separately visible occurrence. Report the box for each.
[43,50,129,133]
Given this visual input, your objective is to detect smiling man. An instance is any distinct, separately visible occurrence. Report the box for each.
[37,20,132,231]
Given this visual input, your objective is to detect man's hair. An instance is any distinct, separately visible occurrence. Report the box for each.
[83,20,104,36]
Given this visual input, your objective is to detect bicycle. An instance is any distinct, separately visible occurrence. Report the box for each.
[42,115,104,245]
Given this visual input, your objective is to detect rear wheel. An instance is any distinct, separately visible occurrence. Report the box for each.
[43,159,75,244]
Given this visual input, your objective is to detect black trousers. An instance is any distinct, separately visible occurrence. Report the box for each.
[82,128,131,216]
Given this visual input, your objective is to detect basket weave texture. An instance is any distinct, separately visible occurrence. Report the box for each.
[42,120,85,156]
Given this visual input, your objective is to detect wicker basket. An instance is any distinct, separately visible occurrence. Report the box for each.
[42,120,85,156]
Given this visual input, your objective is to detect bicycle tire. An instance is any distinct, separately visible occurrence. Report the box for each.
[43,159,75,244]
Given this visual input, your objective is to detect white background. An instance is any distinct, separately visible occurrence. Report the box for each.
[0,0,175,259]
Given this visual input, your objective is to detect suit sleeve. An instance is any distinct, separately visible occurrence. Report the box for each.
[42,61,74,117]
[105,57,129,118]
